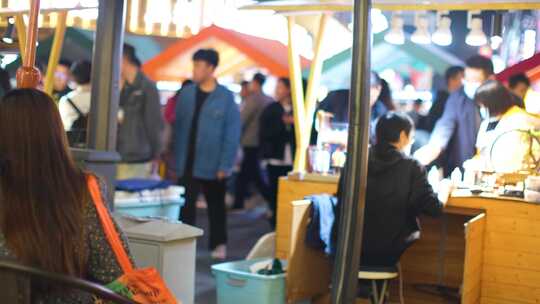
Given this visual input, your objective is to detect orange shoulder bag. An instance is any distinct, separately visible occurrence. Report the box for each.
[88,176,179,304]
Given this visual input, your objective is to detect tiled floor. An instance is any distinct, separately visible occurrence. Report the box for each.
[193,202,271,304]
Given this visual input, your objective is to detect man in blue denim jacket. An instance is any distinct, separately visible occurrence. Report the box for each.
[175,49,241,259]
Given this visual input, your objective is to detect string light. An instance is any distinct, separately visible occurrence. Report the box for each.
[384,13,405,45]
[411,12,431,44]
[432,11,452,46]
[466,11,488,47]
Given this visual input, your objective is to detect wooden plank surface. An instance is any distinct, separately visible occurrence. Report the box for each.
[462,214,485,304]
[448,196,540,303]
[275,178,337,259]
[275,179,540,303]
[287,200,332,302]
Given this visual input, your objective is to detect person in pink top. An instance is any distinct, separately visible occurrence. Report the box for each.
[163,79,193,180]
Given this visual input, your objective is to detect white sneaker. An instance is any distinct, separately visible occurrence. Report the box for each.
[211,244,227,260]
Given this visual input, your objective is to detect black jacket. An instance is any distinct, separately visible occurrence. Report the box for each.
[335,144,442,267]
[259,102,295,161]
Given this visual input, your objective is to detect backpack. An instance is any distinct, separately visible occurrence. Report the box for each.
[66,98,88,147]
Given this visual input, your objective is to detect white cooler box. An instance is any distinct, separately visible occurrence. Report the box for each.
[114,186,184,221]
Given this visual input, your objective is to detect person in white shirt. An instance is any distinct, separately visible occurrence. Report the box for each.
[58,60,91,146]
[473,80,540,172]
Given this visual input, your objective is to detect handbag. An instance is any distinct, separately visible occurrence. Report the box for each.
[66,97,88,147]
[87,176,179,304]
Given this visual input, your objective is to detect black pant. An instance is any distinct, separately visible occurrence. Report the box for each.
[233,147,269,209]
[178,175,227,250]
[266,164,293,228]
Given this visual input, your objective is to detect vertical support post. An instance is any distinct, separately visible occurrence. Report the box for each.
[287,15,307,172]
[44,11,67,95]
[23,0,39,69]
[88,0,126,151]
[303,12,329,153]
[332,0,372,303]
[16,0,41,89]
[14,14,26,64]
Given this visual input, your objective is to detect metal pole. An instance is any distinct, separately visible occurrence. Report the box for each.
[88,0,126,151]
[44,11,67,95]
[332,0,372,303]
[16,0,41,89]
[14,14,26,64]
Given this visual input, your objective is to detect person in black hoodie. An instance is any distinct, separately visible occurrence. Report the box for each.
[336,112,450,267]
[259,77,295,228]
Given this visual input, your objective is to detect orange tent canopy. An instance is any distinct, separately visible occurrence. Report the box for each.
[142,25,311,82]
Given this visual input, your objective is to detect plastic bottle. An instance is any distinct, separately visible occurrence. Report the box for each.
[451,168,463,186]
[428,166,441,191]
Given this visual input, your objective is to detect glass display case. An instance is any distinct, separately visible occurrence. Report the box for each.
[308,120,349,175]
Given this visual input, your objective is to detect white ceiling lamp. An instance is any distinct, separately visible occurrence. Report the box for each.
[385,13,405,45]
[466,11,488,46]
[432,11,452,46]
[411,12,431,44]
[490,13,504,50]
[371,8,389,34]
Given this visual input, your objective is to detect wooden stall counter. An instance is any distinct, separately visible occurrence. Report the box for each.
[391,192,540,304]
[275,175,338,259]
[276,176,540,303]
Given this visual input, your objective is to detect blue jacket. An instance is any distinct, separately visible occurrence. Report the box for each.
[305,194,338,256]
[429,88,481,175]
[174,84,241,180]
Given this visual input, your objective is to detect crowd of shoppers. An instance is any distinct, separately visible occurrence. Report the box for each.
[116,44,164,179]
[414,55,494,175]
[1,39,538,297]
[174,49,241,259]
[58,60,92,147]
[233,73,273,210]
[259,77,295,228]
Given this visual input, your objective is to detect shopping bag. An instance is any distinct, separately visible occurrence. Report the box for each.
[88,176,179,304]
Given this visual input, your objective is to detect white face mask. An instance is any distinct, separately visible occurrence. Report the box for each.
[479,105,489,120]
[463,81,481,100]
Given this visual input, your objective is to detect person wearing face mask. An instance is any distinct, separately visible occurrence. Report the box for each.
[414,55,494,176]
[333,112,450,268]
[473,80,540,172]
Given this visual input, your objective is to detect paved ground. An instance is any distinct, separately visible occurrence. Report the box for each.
[193,201,271,304]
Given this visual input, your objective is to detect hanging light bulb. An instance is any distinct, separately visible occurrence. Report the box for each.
[411,13,431,44]
[432,12,452,46]
[2,16,15,44]
[371,8,388,34]
[385,14,405,45]
[466,12,488,46]
[490,13,504,50]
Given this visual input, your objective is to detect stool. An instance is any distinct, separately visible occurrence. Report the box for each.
[358,265,399,304]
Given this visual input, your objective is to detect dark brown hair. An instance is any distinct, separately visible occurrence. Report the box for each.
[475,80,515,117]
[466,55,494,78]
[278,77,290,90]
[0,89,88,277]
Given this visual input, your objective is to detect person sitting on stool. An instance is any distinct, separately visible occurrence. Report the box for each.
[336,112,451,268]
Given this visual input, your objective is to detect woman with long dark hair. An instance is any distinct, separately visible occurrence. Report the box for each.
[0,89,131,302]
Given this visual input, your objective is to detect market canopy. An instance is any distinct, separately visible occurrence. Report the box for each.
[312,33,463,90]
[243,0,540,11]
[497,53,540,83]
[5,27,166,74]
[142,25,310,82]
